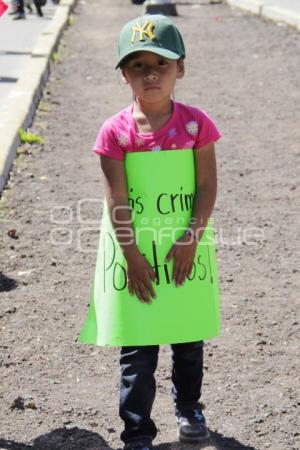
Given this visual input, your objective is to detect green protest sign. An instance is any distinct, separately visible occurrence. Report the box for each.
[79,149,220,346]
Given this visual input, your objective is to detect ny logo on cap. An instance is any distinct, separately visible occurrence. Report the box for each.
[131,20,156,43]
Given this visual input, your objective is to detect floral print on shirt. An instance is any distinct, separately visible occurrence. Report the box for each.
[135,136,145,147]
[168,127,178,137]
[185,140,196,148]
[118,134,128,147]
[185,121,198,136]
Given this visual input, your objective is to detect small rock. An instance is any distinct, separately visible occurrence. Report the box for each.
[90,422,98,428]
[18,270,32,276]
[7,229,19,239]
[10,396,25,410]
[26,401,37,410]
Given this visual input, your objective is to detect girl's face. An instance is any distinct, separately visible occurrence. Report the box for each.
[121,51,185,104]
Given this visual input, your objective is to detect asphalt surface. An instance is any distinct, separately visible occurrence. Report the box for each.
[0,2,57,107]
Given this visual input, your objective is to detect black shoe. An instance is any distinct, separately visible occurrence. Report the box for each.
[27,4,33,13]
[176,405,210,442]
[124,441,153,450]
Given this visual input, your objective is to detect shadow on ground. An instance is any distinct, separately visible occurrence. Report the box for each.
[0,427,259,450]
[160,430,259,450]
[0,427,109,450]
[0,272,17,292]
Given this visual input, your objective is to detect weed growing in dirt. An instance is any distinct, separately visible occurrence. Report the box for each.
[68,15,77,26]
[52,40,66,64]
[18,128,45,145]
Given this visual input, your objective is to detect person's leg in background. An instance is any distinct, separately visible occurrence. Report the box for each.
[171,341,209,441]
[119,345,159,448]
[13,0,25,19]
[33,0,43,17]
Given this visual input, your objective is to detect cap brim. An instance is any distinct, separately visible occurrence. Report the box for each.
[115,46,182,69]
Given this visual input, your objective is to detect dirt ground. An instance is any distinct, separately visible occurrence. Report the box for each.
[0,0,299,449]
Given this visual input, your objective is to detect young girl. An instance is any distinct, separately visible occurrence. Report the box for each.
[92,14,221,450]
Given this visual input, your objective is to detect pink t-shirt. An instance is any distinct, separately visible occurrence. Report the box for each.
[93,101,221,160]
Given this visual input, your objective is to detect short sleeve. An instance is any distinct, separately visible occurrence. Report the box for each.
[194,110,222,150]
[93,120,125,161]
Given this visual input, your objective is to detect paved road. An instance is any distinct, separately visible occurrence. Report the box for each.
[274,0,300,10]
[0,2,57,107]
[227,0,300,28]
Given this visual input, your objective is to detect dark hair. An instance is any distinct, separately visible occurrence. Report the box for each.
[119,53,185,70]
[119,52,142,69]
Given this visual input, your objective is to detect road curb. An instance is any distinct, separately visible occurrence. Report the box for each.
[0,0,77,195]
[226,0,300,30]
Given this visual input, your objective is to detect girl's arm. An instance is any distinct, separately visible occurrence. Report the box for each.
[100,155,157,303]
[190,142,217,239]
[100,155,135,251]
[165,142,217,286]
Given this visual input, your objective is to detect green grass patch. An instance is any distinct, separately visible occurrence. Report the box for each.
[68,15,77,26]
[51,39,66,64]
[52,51,61,63]
[18,128,45,145]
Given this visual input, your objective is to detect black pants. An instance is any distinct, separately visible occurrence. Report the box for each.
[119,341,204,444]
[16,0,43,14]
[16,0,24,14]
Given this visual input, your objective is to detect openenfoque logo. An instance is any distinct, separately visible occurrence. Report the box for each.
[49,198,266,254]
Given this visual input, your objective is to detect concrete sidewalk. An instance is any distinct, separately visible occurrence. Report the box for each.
[0,2,56,108]
[0,0,76,194]
[226,0,300,29]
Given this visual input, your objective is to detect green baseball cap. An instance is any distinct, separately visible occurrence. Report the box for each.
[116,14,186,69]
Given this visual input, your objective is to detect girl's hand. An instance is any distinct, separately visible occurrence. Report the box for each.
[165,234,198,287]
[124,246,157,304]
